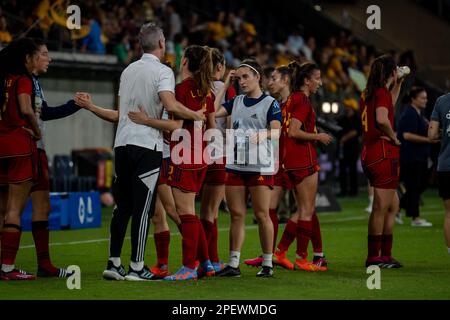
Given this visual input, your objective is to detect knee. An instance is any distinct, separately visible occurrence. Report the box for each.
[230,211,246,223]
[254,211,270,224]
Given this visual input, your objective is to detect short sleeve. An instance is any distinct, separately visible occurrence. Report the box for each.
[267,100,282,124]
[291,95,309,124]
[375,88,392,109]
[431,97,442,122]
[222,97,235,115]
[158,66,175,93]
[175,83,186,105]
[16,76,32,96]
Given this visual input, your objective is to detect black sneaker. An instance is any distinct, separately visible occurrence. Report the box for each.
[256,266,274,278]
[216,265,241,277]
[103,260,127,280]
[37,266,72,278]
[125,265,161,281]
[380,256,403,269]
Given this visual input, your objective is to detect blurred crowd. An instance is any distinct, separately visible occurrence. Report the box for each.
[0,0,418,106]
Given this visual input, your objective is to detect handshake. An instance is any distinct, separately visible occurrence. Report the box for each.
[74,92,94,110]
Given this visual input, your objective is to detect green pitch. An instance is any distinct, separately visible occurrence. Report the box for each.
[1,190,449,300]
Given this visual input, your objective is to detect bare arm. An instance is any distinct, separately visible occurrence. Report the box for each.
[390,78,404,106]
[428,120,440,141]
[128,106,182,132]
[159,91,205,121]
[75,92,119,123]
[288,118,332,145]
[403,132,438,144]
[376,107,400,145]
[214,70,235,112]
[207,111,216,130]
[215,106,230,118]
[18,93,41,139]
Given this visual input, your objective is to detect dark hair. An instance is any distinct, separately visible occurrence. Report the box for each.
[211,47,225,69]
[274,65,291,86]
[0,38,38,112]
[184,45,213,101]
[288,61,320,92]
[409,86,426,101]
[263,66,275,79]
[238,58,263,86]
[32,38,47,48]
[363,54,396,102]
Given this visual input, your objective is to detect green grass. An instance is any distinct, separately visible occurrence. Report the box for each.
[1,191,449,300]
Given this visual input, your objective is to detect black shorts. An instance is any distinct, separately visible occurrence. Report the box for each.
[438,171,450,200]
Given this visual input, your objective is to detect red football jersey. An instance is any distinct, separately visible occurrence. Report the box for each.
[171,78,215,169]
[282,91,318,170]
[361,87,393,145]
[0,74,35,158]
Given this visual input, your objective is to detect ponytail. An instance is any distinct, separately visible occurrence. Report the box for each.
[288,61,319,92]
[363,54,396,102]
[184,45,213,102]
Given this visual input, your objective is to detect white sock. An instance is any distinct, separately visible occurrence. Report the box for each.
[448,247,450,255]
[130,261,144,271]
[229,251,240,268]
[313,252,324,257]
[1,264,14,273]
[296,254,306,260]
[109,257,121,267]
[262,254,273,268]
[368,195,374,206]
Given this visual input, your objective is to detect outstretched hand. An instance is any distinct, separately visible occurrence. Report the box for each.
[74,92,94,110]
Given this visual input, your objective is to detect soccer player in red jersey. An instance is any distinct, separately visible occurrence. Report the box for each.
[361,55,404,268]
[0,38,41,280]
[199,48,236,273]
[276,62,332,272]
[214,59,282,278]
[164,45,216,280]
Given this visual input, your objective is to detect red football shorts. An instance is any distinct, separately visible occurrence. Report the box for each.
[203,159,227,185]
[362,140,400,190]
[158,158,170,186]
[285,164,319,188]
[0,154,38,185]
[274,167,293,189]
[168,165,208,193]
[226,171,274,188]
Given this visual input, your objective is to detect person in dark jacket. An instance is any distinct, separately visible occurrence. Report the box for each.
[397,87,439,227]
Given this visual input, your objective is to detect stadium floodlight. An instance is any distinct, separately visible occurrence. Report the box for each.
[331,102,339,114]
[314,5,322,11]
[322,102,331,114]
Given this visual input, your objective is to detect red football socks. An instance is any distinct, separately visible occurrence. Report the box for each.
[277,219,297,252]
[368,234,382,258]
[311,212,323,253]
[180,215,198,269]
[201,218,219,263]
[1,225,22,266]
[296,220,313,259]
[381,234,393,257]
[196,217,209,263]
[154,230,170,266]
[32,221,58,273]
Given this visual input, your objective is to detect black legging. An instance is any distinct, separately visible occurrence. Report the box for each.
[400,161,429,218]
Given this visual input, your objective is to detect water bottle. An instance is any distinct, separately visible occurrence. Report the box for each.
[397,66,411,79]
